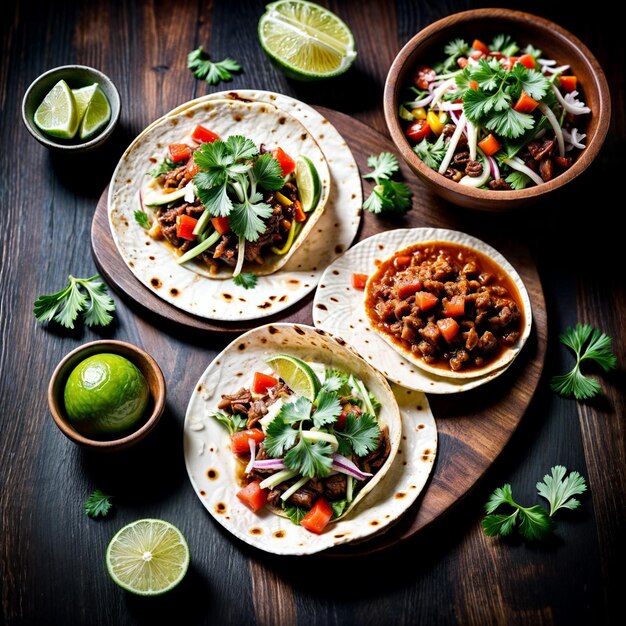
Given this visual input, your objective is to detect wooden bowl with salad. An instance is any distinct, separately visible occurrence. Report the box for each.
[383,8,610,211]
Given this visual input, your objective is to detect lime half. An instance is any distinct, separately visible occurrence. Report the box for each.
[79,85,111,139]
[72,83,99,124]
[265,353,322,400]
[258,0,357,80]
[106,519,190,596]
[33,79,78,139]
[295,156,321,212]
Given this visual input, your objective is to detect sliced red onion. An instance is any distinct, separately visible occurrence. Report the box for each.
[331,453,373,481]
[406,94,433,109]
[253,458,286,470]
[487,155,500,180]
[244,439,257,474]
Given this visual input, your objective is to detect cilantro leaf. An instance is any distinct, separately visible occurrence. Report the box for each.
[225,135,258,161]
[331,499,348,518]
[196,181,232,217]
[84,489,112,519]
[312,389,341,428]
[187,47,242,85]
[484,107,534,139]
[134,210,150,229]
[80,277,116,327]
[210,410,247,435]
[536,466,588,516]
[283,503,307,525]
[368,391,381,413]
[148,158,177,178]
[230,193,273,241]
[284,437,334,478]
[279,397,313,425]
[335,412,380,457]
[233,273,257,289]
[252,153,285,191]
[550,324,616,399]
[505,170,530,190]
[490,34,519,57]
[194,141,234,174]
[362,187,384,214]
[444,38,469,59]
[362,152,399,180]
[321,368,350,394]
[518,68,549,101]
[379,180,412,213]
[413,134,447,170]
[264,415,298,457]
[482,512,519,537]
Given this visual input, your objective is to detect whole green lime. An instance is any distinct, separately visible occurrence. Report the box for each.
[64,353,149,438]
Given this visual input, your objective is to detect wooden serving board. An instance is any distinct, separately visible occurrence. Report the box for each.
[91,108,547,554]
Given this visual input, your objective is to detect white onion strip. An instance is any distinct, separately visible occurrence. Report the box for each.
[562,128,586,150]
[244,439,257,474]
[430,77,458,109]
[233,236,246,277]
[504,157,544,186]
[438,113,467,174]
[551,84,591,115]
[537,102,565,156]
[405,94,433,109]
[466,120,477,161]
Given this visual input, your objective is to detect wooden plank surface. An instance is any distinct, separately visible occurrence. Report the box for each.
[1,0,624,624]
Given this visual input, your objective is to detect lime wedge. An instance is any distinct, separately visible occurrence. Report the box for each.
[106,519,190,596]
[33,79,78,139]
[258,0,357,80]
[79,85,111,140]
[264,353,322,400]
[295,155,321,212]
[72,83,99,124]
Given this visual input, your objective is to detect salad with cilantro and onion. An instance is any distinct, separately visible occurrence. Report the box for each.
[399,35,590,190]
[211,355,389,535]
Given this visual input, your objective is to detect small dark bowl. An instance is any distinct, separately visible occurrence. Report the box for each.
[48,340,165,452]
[384,9,611,211]
[22,64,121,153]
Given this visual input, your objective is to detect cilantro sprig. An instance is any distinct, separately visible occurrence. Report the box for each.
[210,411,247,435]
[187,47,242,85]
[413,134,447,170]
[34,275,116,329]
[362,152,412,214]
[148,157,177,178]
[84,490,113,519]
[550,324,616,400]
[483,466,587,541]
[233,273,257,289]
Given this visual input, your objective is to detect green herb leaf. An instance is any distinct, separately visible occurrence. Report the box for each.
[322,368,351,395]
[225,135,258,161]
[362,187,384,214]
[335,412,380,458]
[483,107,534,139]
[518,505,553,541]
[505,171,530,190]
[230,193,273,241]
[233,273,258,289]
[312,389,341,428]
[362,152,399,180]
[284,437,334,478]
[279,397,313,425]
[80,277,116,327]
[413,134,447,169]
[482,512,518,537]
[252,153,285,191]
[490,34,519,57]
[209,410,247,435]
[331,499,348,518]
[187,47,242,85]
[536,466,588,516]
[194,141,234,175]
[84,489,112,519]
[362,151,412,215]
[283,503,307,525]
[134,210,150,229]
[264,415,299,457]
[196,181,233,217]
[445,38,470,59]
[148,158,177,178]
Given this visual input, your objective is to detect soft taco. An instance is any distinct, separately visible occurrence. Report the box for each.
[184,324,437,555]
[110,98,330,280]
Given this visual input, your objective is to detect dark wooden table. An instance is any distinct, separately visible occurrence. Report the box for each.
[2,1,624,624]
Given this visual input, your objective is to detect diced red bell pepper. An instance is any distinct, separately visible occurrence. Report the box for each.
[168,143,192,163]
[415,291,438,311]
[393,255,412,270]
[405,119,430,143]
[397,280,423,300]
[559,76,577,93]
[443,295,465,317]
[513,90,539,114]
[477,133,501,157]
[185,159,201,178]
[351,273,368,290]
[211,216,231,236]
[176,214,198,241]
[231,429,265,455]
[271,147,296,176]
[437,318,460,343]
[413,65,436,90]
[252,372,278,394]
[472,39,490,54]
[336,403,361,430]
[191,124,220,144]
[237,481,268,513]
[293,200,306,223]
[469,80,479,90]
[517,54,536,69]
[300,498,333,534]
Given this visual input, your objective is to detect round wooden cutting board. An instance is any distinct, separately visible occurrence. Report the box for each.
[91,108,547,554]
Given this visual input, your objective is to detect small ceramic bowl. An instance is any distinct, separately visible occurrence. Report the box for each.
[48,340,165,452]
[384,9,611,211]
[22,64,121,153]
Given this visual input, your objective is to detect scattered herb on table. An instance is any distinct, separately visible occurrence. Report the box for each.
[84,489,113,519]
[550,323,616,400]
[134,210,150,229]
[187,47,242,85]
[483,466,587,541]
[362,152,412,214]
[34,275,116,329]
[233,273,258,289]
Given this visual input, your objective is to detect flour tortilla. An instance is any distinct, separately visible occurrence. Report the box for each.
[183,323,437,555]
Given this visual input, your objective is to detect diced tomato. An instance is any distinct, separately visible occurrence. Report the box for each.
[415,291,438,311]
[337,403,361,430]
[405,119,430,142]
[231,429,265,455]
[237,481,268,513]
[442,295,465,317]
[457,56,469,69]
[185,159,200,178]
[300,498,333,534]
[413,65,436,90]
[293,200,306,223]
[393,255,412,270]
[469,50,484,60]
[397,280,423,300]
[168,143,192,163]
[252,372,278,394]
[175,214,197,241]
[271,147,296,176]
[472,39,490,54]
[352,273,368,290]
[513,90,539,114]
[517,54,536,69]
[469,80,479,90]
[191,124,220,144]
[559,75,577,93]
[477,133,501,157]
[437,318,460,343]
[211,216,231,236]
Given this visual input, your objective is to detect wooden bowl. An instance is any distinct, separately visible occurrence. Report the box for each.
[383,9,611,211]
[48,340,165,452]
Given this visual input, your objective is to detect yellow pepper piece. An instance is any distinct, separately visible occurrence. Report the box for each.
[271,221,298,255]
[427,110,444,135]
[275,191,293,207]
[411,107,427,120]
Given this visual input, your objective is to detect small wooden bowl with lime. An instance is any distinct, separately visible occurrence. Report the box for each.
[48,340,165,451]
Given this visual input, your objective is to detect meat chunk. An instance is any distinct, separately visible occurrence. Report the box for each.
[324,474,347,501]
[419,321,441,345]
[478,331,497,352]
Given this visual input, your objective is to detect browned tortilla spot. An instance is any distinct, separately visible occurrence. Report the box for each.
[335,245,343,254]
[300,133,307,141]
[294,327,306,335]
[330,297,339,303]
[278,116,286,125]
[417,423,425,430]
[250,527,263,535]
[149,255,155,260]
[151,278,161,288]
[269,295,277,301]
[200,490,206,496]
[273,531,285,538]
[197,384,203,392]
[170,288,179,296]
[223,293,233,301]
[215,502,226,513]
[279,295,287,302]
[233,114,242,122]
[395,492,407,499]
[207,469,218,480]
[238,343,245,351]
[370,520,379,526]
[316,303,328,311]
[170,118,178,126]
[258,302,271,309]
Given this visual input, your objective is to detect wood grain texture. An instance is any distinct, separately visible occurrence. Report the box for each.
[1,0,624,624]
